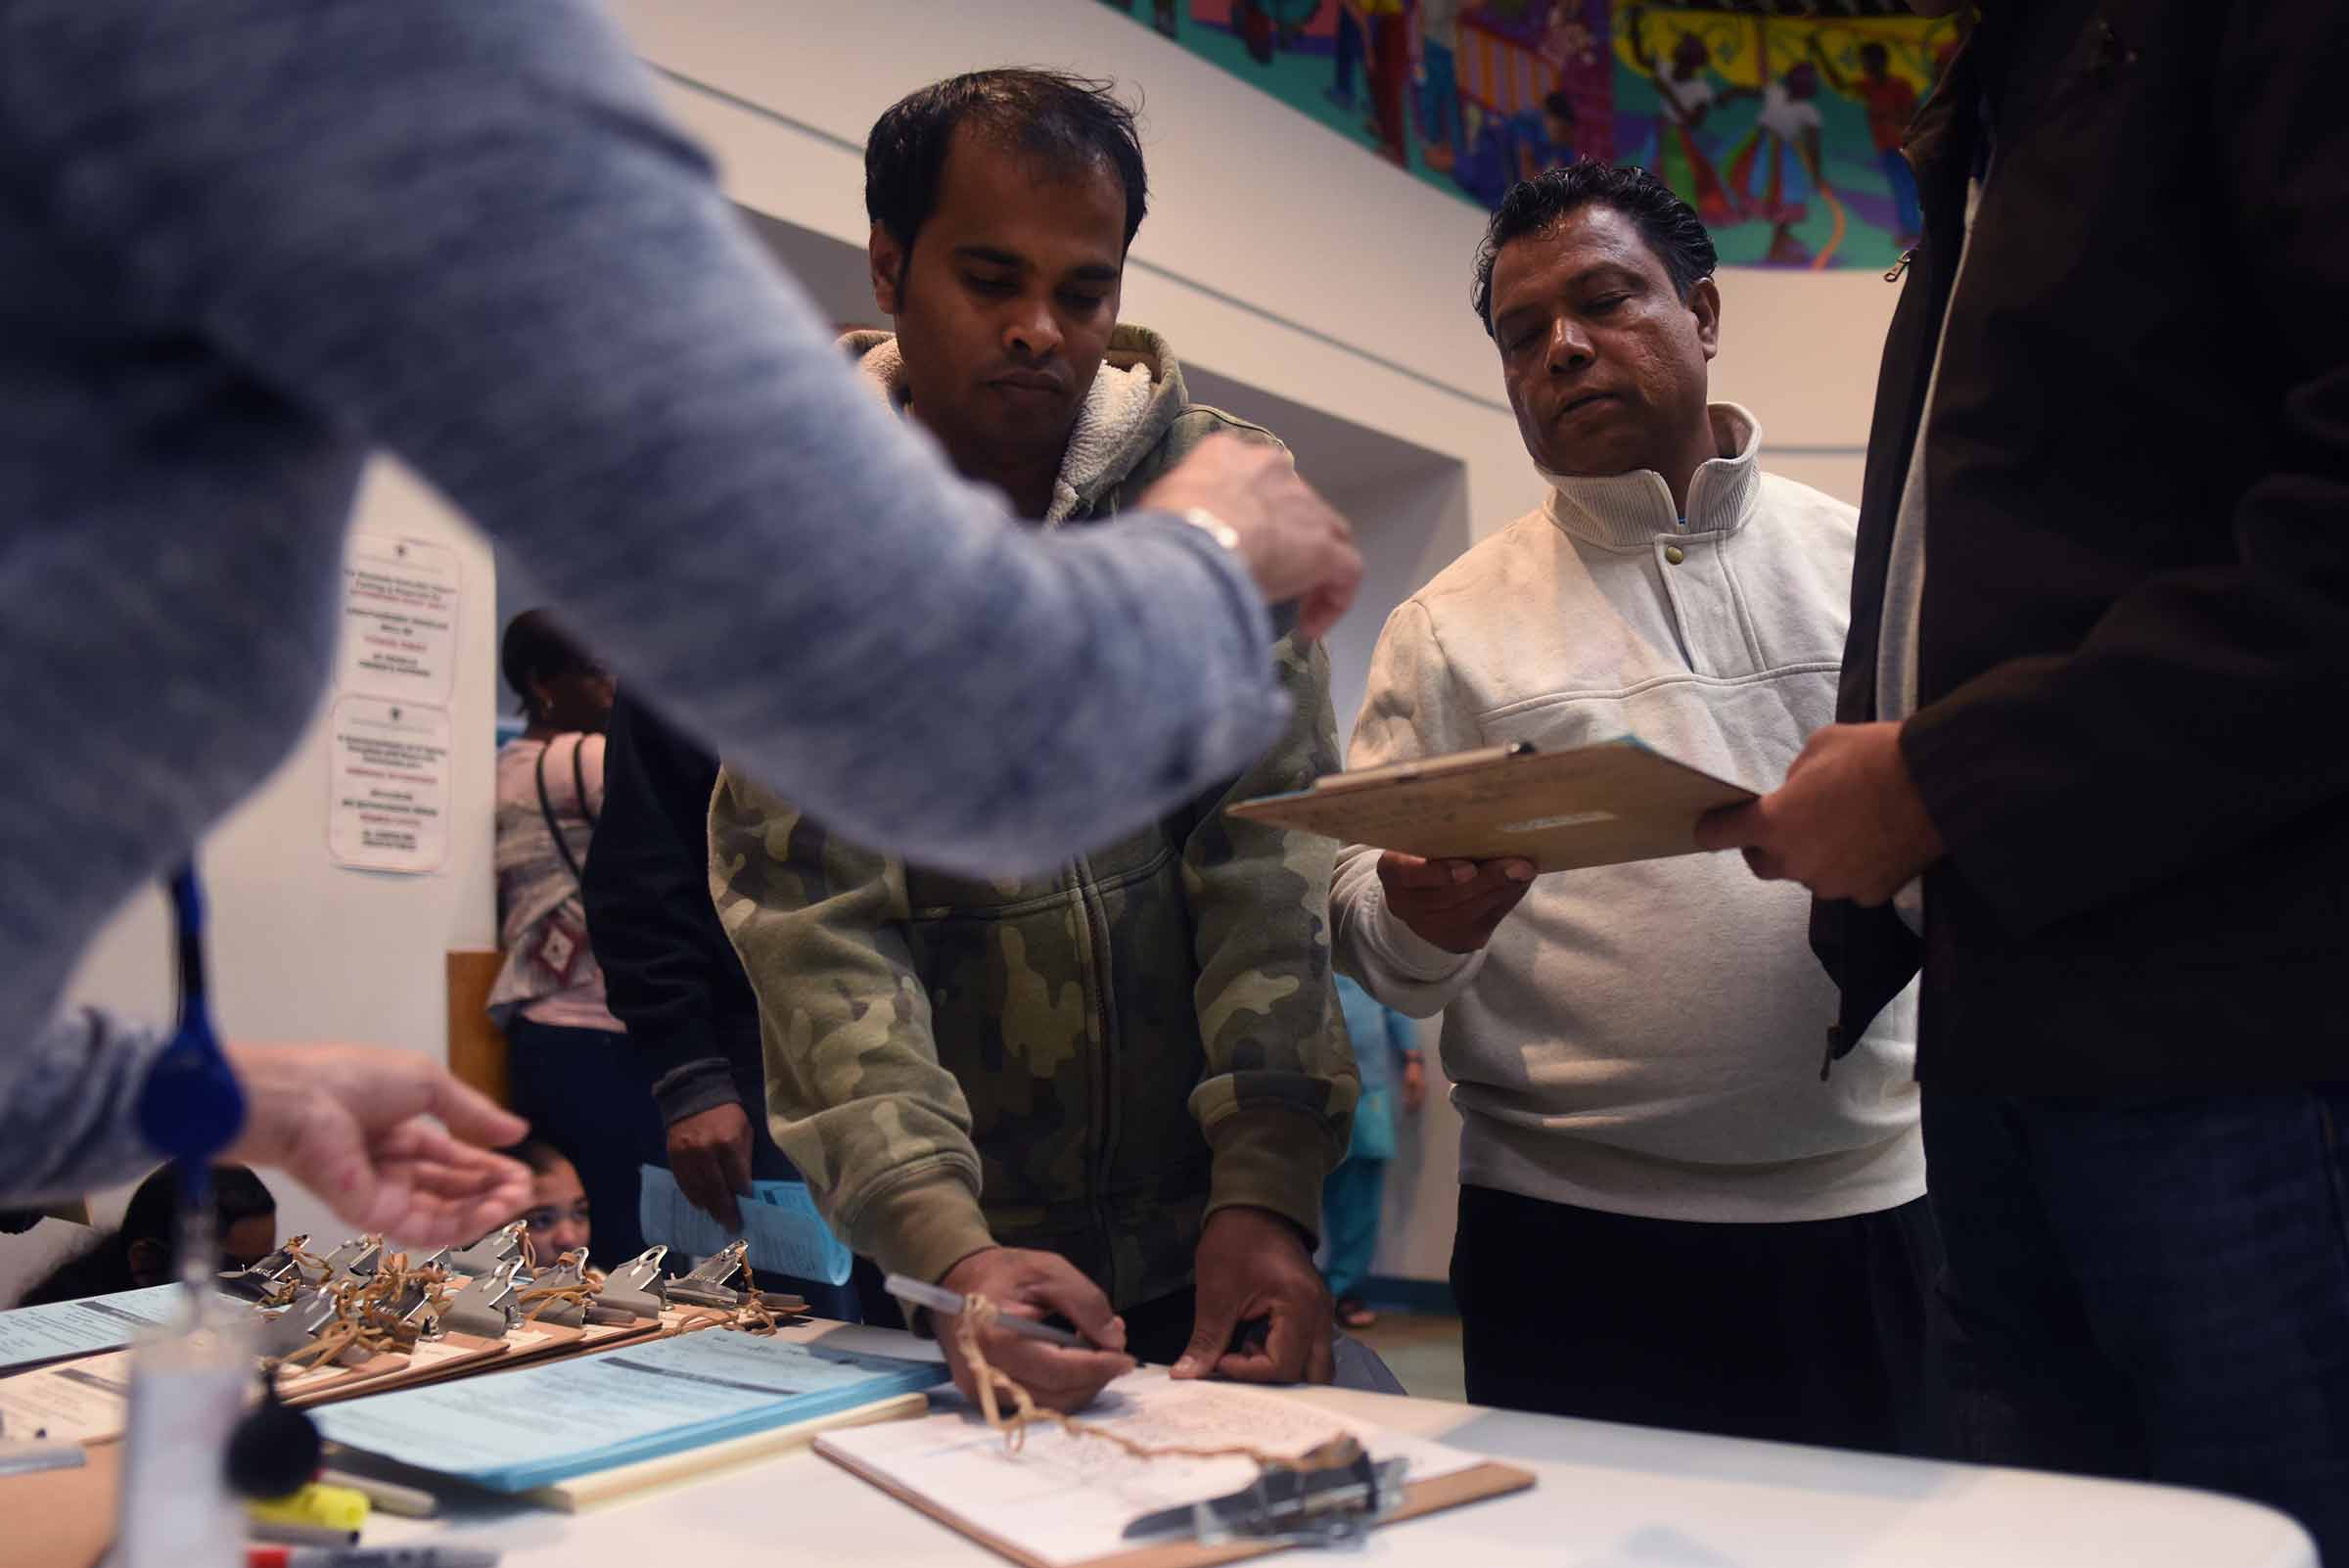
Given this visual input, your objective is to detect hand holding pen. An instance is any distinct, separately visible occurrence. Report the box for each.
[889,1251,1134,1415]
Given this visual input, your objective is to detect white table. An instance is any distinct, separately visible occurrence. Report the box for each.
[369,1324,2316,1568]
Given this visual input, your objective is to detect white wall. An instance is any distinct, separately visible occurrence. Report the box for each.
[44,465,499,1263]
[613,0,1896,1287]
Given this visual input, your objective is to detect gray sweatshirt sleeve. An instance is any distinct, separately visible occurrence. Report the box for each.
[0,1014,175,1204]
[11,0,1287,877]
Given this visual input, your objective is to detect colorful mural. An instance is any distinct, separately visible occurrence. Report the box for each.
[1093,0,1963,270]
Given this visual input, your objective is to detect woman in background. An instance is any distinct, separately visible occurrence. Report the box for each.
[489,611,661,1268]
[19,1164,276,1306]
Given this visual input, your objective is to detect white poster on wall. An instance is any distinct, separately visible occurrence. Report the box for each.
[327,696,453,874]
[339,532,460,706]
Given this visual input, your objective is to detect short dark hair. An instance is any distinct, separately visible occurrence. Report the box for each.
[1542,88,1577,122]
[1470,161,1719,334]
[20,1164,274,1306]
[865,69,1149,263]
[499,610,591,715]
[504,1138,576,1177]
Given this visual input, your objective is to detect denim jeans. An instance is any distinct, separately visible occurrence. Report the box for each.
[1924,1086,2349,1560]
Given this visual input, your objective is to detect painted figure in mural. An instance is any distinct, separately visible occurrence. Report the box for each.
[1327,0,1367,110]
[1812,37,1920,247]
[1362,0,1414,167]
[1518,87,1580,181]
[1235,0,1277,64]
[1724,60,1825,265]
[1417,0,1466,171]
[1451,99,1511,207]
[1096,0,1176,41]
[1235,0,1318,63]
[1625,6,1735,226]
[1543,2,1614,164]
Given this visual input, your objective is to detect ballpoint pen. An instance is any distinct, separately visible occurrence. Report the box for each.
[882,1273,1091,1350]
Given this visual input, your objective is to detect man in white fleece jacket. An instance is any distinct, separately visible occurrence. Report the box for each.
[1332,163,1934,1451]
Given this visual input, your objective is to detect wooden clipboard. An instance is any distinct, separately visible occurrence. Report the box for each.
[1226,737,1754,873]
[817,1443,1535,1568]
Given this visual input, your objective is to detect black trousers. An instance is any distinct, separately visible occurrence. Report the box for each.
[1451,1183,1946,1453]
[504,1016,666,1270]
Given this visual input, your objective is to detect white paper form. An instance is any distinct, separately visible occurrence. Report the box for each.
[814,1369,1482,1566]
[314,1328,946,1491]
[326,695,452,872]
[338,532,460,706]
[0,1285,183,1374]
[0,1349,135,1442]
[637,1168,854,1284]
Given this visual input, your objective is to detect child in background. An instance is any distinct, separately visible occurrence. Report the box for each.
[507,1139,592,1267]
[1320,975,1425,1329]
[18,1164,276,1306]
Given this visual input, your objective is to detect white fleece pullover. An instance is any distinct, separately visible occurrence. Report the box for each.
[1332,406,1922,1223]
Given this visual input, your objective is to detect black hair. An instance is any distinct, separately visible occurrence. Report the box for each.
[503,1138,576,1177]
[499,610,592,717]
[18,1165,274,1307]
[1542,89,1578,122]
[864,69,1149,268]
[1470,161,1719,334]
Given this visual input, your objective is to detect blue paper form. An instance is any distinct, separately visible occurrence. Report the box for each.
[637,1167,855,1285]
[0,1284,187,1373]
[312,1328,945,1491]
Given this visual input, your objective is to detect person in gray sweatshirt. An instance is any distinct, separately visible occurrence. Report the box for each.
[0,0,1360,1231]
[1331,164,1935,1452]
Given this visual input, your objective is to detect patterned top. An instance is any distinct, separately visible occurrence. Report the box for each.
[488,734,622,1033]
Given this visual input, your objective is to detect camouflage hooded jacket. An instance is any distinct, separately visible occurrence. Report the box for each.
[712,325,1356,1311]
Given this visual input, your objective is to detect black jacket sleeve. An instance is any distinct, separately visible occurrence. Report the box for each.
[1900,5,2349,939]
[582,690,762,1126]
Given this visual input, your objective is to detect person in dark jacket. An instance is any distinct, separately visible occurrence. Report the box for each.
[1699,3,2349,1555]
[579,690,866,1319]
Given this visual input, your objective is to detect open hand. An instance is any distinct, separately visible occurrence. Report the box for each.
[222,1042,531,1245]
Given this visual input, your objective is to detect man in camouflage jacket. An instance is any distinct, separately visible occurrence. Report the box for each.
[712,70,1354,1413]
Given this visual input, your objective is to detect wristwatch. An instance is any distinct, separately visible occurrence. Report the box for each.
[1178,505,1242,554]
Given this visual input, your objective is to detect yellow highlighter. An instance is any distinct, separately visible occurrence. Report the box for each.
[246,1481,371,1542]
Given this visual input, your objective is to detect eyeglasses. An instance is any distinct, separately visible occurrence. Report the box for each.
[523,1202,591,1230]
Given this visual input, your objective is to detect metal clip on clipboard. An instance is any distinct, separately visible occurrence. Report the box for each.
[446,1221,529,1279]
[252,1289,343,1361]
[520,1251,596,1328]
[384,1272,442,1338]
[664,1239,752,1310]
[217,1234,315,1305]
[318,1235,384,1285]
[438,1258,526,1339]
[593,1246,670,1322]
[666,1239,807,1317]
[1121,1437,1409,1551]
